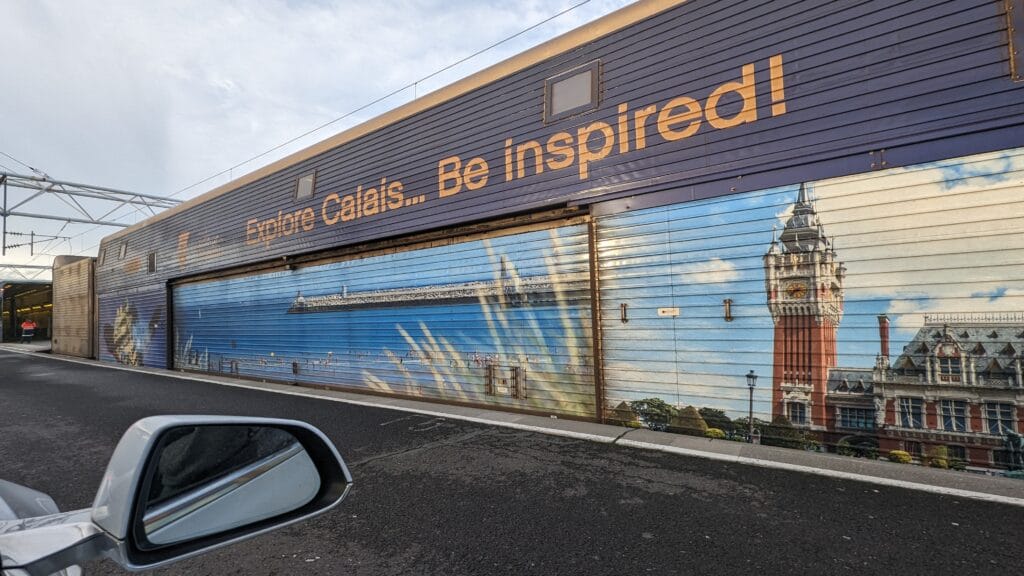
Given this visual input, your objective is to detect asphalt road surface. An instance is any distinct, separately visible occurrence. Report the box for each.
[2,349,1023,576]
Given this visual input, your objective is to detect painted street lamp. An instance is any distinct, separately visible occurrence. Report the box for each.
[746,370,758,443]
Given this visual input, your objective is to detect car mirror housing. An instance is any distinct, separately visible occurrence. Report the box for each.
[0,416,352,576]
[92,416,352,571]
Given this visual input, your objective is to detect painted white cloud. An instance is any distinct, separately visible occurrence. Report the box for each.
[799,149,1024,331]
[678,257,741,285]
[774,203,794,223]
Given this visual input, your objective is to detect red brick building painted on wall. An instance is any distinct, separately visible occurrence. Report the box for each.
[864,316,1024,468]
[766,187,1024,469]
[763,184,846,431]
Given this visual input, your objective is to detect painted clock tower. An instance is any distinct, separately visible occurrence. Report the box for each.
[764,184,845,429]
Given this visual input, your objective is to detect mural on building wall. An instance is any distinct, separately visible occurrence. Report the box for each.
[100,298,164,367]
[172,226,597,417]
[104,146,1024,470]
[599,147,1024,470]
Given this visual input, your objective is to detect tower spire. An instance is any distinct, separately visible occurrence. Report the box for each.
[778,183,824,253]
[797,182,812,206]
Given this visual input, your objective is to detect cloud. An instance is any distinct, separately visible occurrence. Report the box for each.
[972,287,1009,301]
[774,202,794,224]
[677,257,741,284]
[885,287,1024,318]
[801,149,1024,331]
[0,0,633,272]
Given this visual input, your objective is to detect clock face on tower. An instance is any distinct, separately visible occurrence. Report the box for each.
[785,282,808,300]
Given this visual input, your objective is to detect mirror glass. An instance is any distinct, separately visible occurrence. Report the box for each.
[141,425,320,546]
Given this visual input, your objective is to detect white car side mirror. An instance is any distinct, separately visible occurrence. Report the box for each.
[1,416,352,575]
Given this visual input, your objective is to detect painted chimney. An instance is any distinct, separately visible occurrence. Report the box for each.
[878,315,890,358]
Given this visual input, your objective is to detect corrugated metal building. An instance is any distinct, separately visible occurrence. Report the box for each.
[51,256,96,358]
[91,0,1024,467]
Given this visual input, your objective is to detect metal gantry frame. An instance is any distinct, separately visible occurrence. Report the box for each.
[0,263,51,281]
[1,171,181,258]
[1,171,181,281]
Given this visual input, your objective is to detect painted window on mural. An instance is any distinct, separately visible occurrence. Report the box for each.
[947,445,967,461]
[905,441,923,458]
[596,146,1024,469]
[940,400,968,432]
[993,449,1012,468]
[937,356,961,382]
[985,403,1014,434]
[838,408,874,430]
[899,398,924,429]
[787,402,807,425]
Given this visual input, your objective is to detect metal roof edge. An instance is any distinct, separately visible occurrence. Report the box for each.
[102,0,685,245]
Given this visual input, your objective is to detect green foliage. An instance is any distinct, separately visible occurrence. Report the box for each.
[629,398,675,418]
[698,408,735,432]
[610,401,641,427]
[925,445,949,469]
[887,450,912,464]
[761,415,809,450]
[670,405,708,436]
[629,398,677,431]
[704,427,726,439]
[837,438,879,459]
[949,458,967,471]
[730,416,769,442]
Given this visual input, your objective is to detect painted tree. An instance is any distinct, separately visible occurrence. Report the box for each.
[698,407,735,432]
[670,405,708,437]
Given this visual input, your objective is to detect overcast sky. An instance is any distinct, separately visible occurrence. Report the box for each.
[0,0,632,279]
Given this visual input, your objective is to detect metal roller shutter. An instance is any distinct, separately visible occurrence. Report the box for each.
[595,147,1024,462]
[98,287,167,367]
[171,221,597,417]
[595,199,769,425]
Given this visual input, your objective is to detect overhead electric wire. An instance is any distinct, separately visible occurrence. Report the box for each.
[169,0,594,200]
[67,0,597,256]
[10,0,598,261]
[0,150,38,173]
